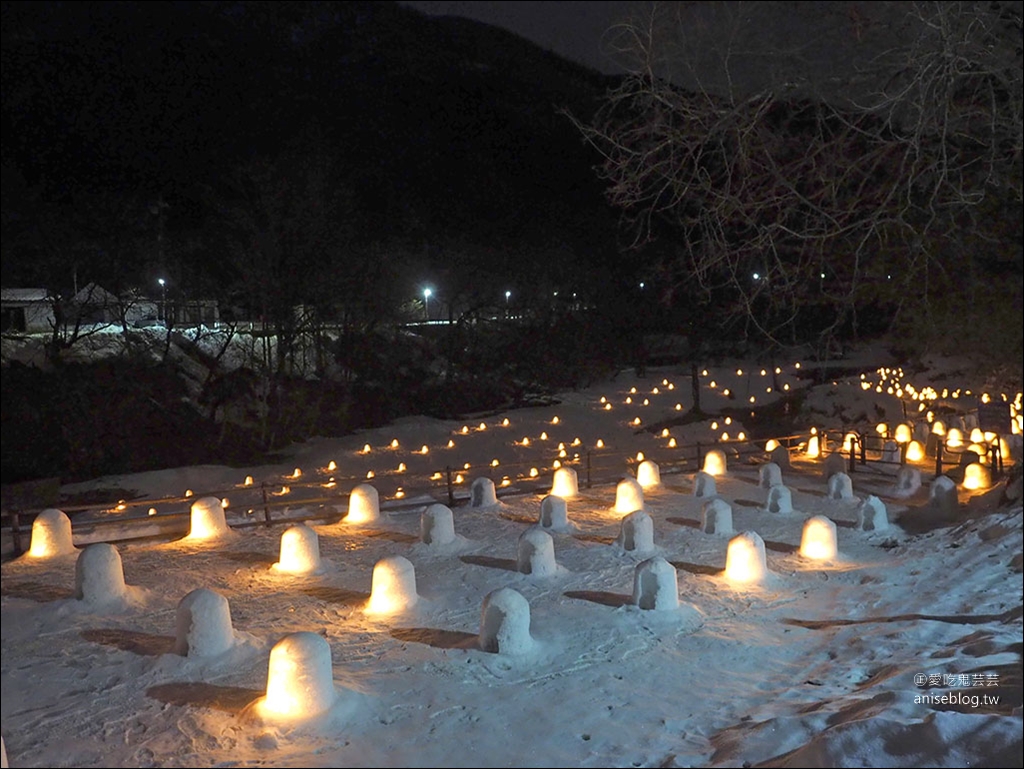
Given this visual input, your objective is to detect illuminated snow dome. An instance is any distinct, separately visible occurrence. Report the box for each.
[249,632,339,722]
[702,448,727,476]
[724,531,769,584]
[28,508,76,558]
[346,483,381,525]
[186,496,234,541]
[613,477,645,514]
[366,556,419,614]
[173,588,235,658]
[962,462,991,490]
[800,516,838,560]
[272,524,323,575]
[549,467,579,498]
[636,459,662,489]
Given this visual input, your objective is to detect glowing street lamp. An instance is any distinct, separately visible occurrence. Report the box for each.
[505,290,511,318]
[158,278,167,323]
[423,288,432,321]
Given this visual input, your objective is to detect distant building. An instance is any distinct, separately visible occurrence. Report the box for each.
[170,298,219,327]
[72,283,162,327]
[0,288,54,333]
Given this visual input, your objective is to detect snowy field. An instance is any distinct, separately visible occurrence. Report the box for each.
[1,346,1021,768]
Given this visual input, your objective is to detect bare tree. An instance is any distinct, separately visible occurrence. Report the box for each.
[572,1,1022,356]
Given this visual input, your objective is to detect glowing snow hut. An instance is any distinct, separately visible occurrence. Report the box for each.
[800,516,838,560]
[614,477,645,514]
[724,531,768,583]
[186,496,232,540]
[549,467,579,498]
[259,632,337,720]
[636,460,662,488]
[28,508,76,558]
[366,555,418,614]
[273,524,322,575]
[702,448,727,476]
[346,483,380,524]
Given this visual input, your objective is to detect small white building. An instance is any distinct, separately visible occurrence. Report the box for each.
[1,288,54,333]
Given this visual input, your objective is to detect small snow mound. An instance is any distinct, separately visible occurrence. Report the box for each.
[174,588,234,658]
[421,503,456,546]
[701,498,734,536]
[892,467,922,498]
[631,556,678,610]
[617,509,655,553]
[74,543,128,606]
[766,484,794,514]
[827,471,856,501]
[469,477,499,509]
[758,462,782,489]
[517,527,557,577]
[479,588,534,655]
[693,471,717,498]
[857,495,890,532]
[539,495,570,531]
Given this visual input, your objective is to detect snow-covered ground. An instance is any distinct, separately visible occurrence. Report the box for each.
[2,346,1021,768]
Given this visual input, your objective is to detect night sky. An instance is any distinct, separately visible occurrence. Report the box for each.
[401,0,637,73]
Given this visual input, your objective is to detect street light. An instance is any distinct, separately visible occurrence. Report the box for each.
[505,290,511,319]
[423,288,432,321]
[158,278,166,323]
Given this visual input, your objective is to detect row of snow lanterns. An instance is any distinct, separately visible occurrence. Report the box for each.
[702,365,794,404]
[25,460,851,726]
[863,368,1023,435]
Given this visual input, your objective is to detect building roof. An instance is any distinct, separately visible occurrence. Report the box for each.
[0,288,50,303]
